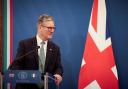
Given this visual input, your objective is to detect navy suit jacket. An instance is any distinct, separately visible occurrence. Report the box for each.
[9,37,63,89]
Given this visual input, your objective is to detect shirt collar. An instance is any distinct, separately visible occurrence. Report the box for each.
[36,35,48,45]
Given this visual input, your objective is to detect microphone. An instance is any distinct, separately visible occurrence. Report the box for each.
[15,46,40,60]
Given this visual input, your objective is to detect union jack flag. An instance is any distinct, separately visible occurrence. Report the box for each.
[78,0,119,89]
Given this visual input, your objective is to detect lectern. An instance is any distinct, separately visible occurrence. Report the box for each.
[4,70,57,89]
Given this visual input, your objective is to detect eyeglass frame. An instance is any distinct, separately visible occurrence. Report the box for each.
[42,25,56,32]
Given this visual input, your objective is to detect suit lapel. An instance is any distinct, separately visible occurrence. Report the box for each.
[31,37,39,66]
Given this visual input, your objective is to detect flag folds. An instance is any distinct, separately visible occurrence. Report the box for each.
[78,0,119,89]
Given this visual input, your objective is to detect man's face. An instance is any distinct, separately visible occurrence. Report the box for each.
[38,20,55,40]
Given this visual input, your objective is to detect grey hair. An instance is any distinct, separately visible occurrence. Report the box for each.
[38,14,54,25]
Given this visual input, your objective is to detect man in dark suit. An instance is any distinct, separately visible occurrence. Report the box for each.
[9,14,63,89]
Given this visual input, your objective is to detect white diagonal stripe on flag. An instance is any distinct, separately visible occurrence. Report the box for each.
[81,58,86,67]
[111,65,118,79]
[84,80,101,89]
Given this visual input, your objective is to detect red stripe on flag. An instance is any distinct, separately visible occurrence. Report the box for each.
[10,0,13,64]
[91,0,98,32]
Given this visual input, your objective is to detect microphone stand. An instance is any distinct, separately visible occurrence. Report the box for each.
[44,73,48,89]
[44,72,60,89]
[15,46,40,60]
[8,46,40,69]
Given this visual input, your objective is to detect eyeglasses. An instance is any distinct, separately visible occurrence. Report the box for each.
[42,25,55,32]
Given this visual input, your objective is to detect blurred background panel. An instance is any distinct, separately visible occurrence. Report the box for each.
[0,0,3,88]
[0,0,2,73]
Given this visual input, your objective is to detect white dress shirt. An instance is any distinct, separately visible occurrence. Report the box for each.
[36,35,48,58]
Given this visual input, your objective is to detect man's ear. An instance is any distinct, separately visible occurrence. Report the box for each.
[38,24,42,29]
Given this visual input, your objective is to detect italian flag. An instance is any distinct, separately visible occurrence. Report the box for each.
[3,0,13,88]
[3,0,13,71]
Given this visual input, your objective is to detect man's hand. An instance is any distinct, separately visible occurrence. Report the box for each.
[54,74,62,86]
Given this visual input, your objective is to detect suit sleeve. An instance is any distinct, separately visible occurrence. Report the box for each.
[54,47,63,76]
